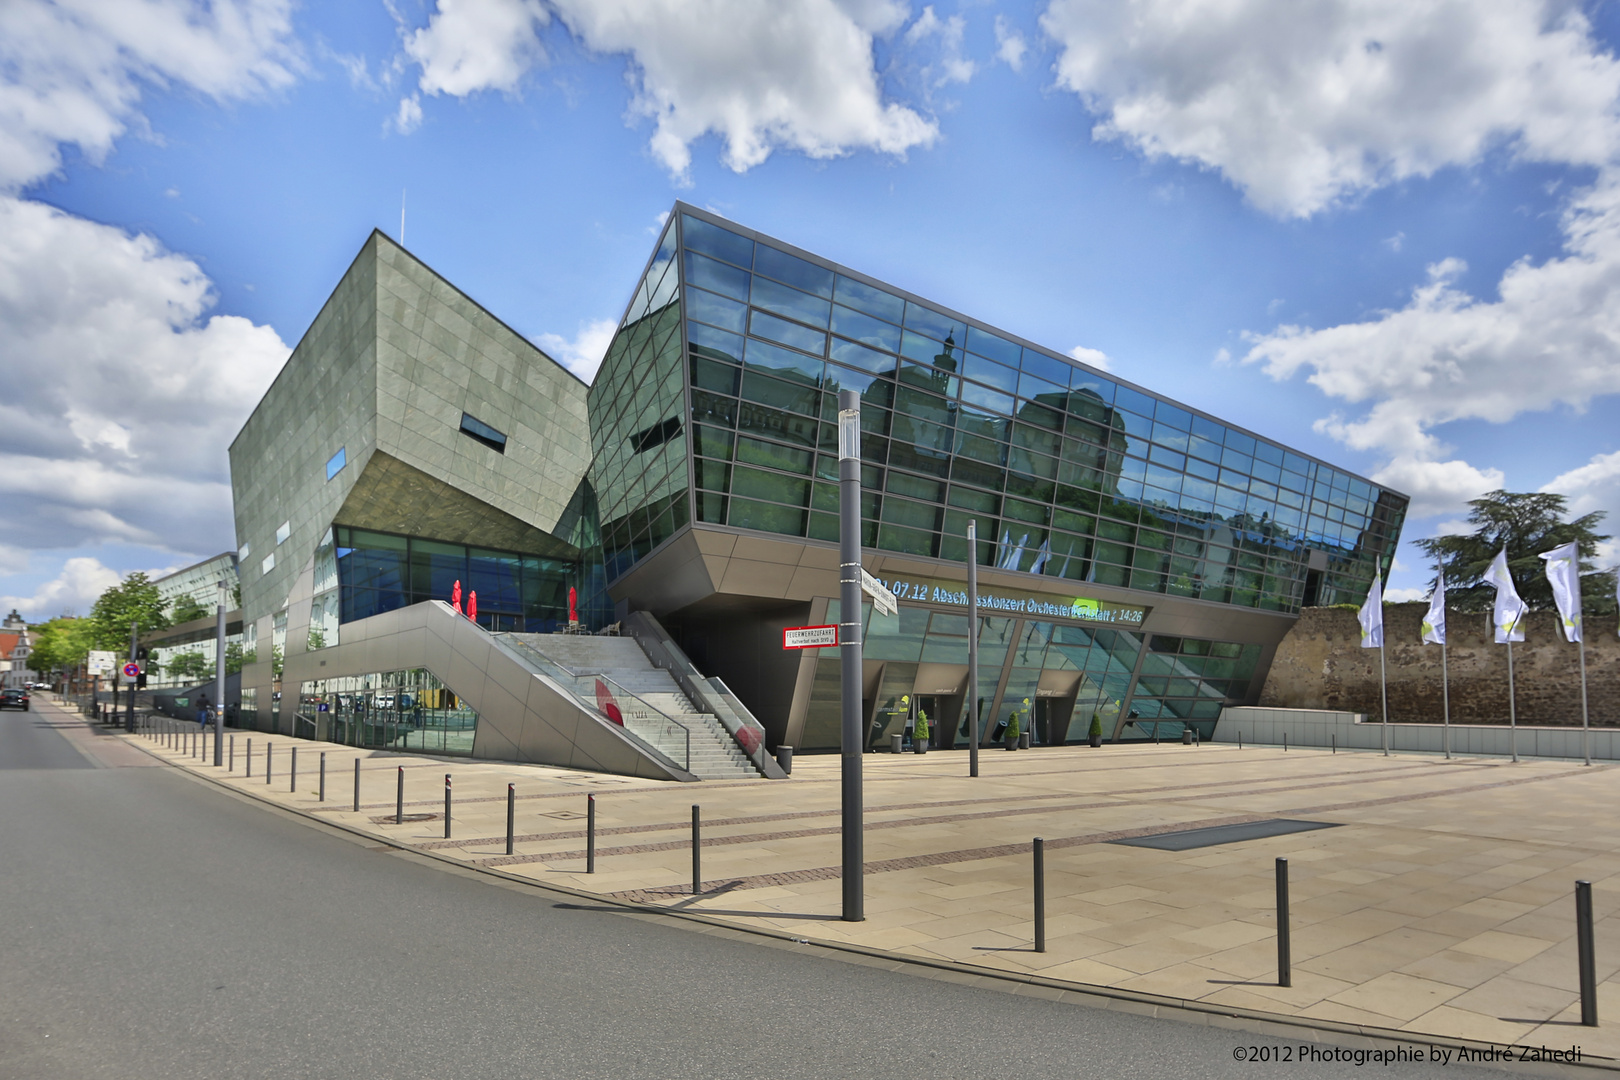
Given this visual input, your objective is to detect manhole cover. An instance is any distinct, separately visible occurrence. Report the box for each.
[1110,819,1339,851]
[370,812,441,824]
[543,810,585,820]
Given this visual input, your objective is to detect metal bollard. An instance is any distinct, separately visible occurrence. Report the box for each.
[396,766,404,825]
[353,758,360,813]
[1283,732,1288,752]
[291,746,297,793]
[692,805,702,895]
[1276,857,1292,987]
[1238,731,1242,750]
[230,735,235,772]
[1332,733,1336,754]
[247,738,252,777]
[444,774,452,839]
[506,783,515,855]
[1577,880,1598,1026]
[266,743,272,785]
[319,752,326,802]
[1033,837,1046,954]
[587,794,596,874]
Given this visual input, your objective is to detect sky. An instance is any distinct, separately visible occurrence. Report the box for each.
[5,0,1620,618]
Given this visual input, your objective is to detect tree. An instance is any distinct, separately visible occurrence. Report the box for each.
[166,650,211,682]
[28,617,94,681]
[1414,490,1615,614]
[224,642,253,676]
[90,573,170,650]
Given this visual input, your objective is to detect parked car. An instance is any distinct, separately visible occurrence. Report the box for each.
[0,688,30,711]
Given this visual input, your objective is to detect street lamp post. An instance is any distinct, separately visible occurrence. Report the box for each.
[214,580,227,766]
[967,519,980,778]
[837,390,864,923]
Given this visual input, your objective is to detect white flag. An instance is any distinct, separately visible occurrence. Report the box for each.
[1539,541,1582,643]
[1485,549,1526,643]
[1358,573,1384,648]
[1031,539,1052,575]
[1421,570,1446,645]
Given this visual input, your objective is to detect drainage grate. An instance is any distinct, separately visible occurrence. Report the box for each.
[1110,818,1340,851]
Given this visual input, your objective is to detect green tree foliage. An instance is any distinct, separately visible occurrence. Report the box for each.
[165,650,211,682]
[170,595,211,623]
[90,572,170,650]
[1414,491,1615,614]
[223,642,252,676]
[27,617,95,677]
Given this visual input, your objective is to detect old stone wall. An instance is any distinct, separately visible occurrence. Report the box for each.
[1258,604,1620,726]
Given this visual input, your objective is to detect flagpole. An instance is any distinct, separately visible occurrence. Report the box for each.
[1380,640,1389,756]
[1441,639,1450,760]
[1579,636,1590,767]
[1506,639,1518,764]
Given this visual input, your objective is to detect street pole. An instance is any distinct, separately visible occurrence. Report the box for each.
[1507,639,1518,763]
[967,519,980,778]
[837,389,864,923]
[1441,639,1450,760]
[1579,636,1590,767]
[1379,640,1388,756]
[126,620,137,733]
[215,580,227,767]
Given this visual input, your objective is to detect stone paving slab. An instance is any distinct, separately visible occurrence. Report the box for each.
[85,697,1620,1067]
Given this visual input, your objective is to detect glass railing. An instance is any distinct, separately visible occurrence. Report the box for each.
[491,634,692,774]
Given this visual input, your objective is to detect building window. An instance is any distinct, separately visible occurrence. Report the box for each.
[239,542,250,560]
[326,447,346,480]
[459,413,507,454]
[276,521,290,545]
[261,553,275,576]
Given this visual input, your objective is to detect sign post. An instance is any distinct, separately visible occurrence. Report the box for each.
[837,389,864,923]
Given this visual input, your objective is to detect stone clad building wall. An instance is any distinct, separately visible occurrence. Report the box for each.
[1259,604,1620,725]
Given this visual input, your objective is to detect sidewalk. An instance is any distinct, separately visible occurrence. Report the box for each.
[73,696,1620,1066]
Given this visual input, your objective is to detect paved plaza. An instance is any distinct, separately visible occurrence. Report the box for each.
[73,697,1620,1065]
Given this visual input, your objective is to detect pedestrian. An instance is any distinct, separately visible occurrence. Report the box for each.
[197,692,211,729]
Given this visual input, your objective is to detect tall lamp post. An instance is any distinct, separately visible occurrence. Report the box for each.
[837,389,864,923]
[214,579,227,766]
[966,519,980,778]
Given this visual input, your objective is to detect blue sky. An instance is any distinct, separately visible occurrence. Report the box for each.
[6,0,1620,617]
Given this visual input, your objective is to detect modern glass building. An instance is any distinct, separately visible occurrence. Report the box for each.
[586,204,1406,750]
[227,203,1405,773]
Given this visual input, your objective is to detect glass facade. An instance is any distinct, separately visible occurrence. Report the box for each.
[599,210,1406,614]
[334,525,576,632]
[588,222,690,582]
[299,668,477,755]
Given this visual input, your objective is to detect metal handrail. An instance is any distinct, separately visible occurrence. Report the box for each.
[492,634,693,773]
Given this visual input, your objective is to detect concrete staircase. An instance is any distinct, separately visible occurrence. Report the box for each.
[499,634,760,780]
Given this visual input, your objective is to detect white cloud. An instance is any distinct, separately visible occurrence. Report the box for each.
[0,196,290,556]
[0,557,124,620]
[1067,345,1111,372]
[1384,586,1427,603]
[536,318,618,382]
[994,16,1028,73]
[403,0,550,98]
[391,92,423,134]
[0,0,300,192]
[1039,0,1620,218]
[1542,450,1620,564]
[1364,456,1503,521]
[904,6,976,87]
[462,0,936,178]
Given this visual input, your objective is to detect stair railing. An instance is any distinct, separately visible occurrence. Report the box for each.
[490,633,692,773]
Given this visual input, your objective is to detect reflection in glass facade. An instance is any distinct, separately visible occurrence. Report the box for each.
[627,210,1405,615]
[588,223,690,581]
[299,668,477,755]
[334,526,575,632]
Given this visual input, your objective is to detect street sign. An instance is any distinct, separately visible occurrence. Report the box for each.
[783,624,839,649]
[860,568,898,617]
[87,650,116,675]
[122,662,140,678]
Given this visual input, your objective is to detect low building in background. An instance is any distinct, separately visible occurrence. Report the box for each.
[144,553,242,688]
[225,203,1407,778]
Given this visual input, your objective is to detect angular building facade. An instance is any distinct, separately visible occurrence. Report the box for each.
[226,205,1406,777]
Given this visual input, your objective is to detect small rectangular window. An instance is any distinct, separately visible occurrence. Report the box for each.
[326,447,346,480]
[275,521,290,545]
[460,413,507,454]
[239,542,250,560]
[261,553,275,576]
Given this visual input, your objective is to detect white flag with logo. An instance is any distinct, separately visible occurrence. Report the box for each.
[1485,549,1526,643]
[1357,572,1384,648]
[1421,571,1446,645]
[1539,541,1583,643]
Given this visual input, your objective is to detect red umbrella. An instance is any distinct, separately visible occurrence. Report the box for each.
[451,579,462,614]
[468,591,477,622]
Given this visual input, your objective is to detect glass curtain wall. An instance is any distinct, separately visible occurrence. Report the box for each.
[674,211,1407,614]
[587,222,690,582]
[334,526,575,631]
[299,668,477,755]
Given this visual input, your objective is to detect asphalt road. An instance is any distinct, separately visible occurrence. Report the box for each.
[0,706,1516,1079]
